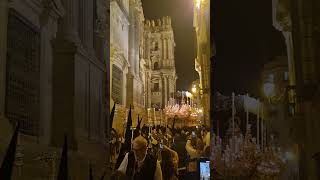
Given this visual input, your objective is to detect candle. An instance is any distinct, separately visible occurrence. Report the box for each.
[148,108,151,120]
[160,109,163,126]
[153,108,156,125]
[232,92,235,138]
[257,99,260,147]
[147,108,151,135]
[181,91,184,104]
[261,103,264,150]
[246,93,249,131]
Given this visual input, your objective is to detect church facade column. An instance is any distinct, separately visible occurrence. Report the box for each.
[126,71,134,107]
[166,38,170,59]
[159,75,162,108]
[51,0,83,149]
[164,75,168,107]
[168,38,172,60]
[0,0,13,146]
[40,3,65,145]
[147,71,152,108]
[163,39,167,64]
[61,0,80,43]
[0,0,8,119]
[110,48,114,105]
[122,65,128,107]
[83,0,94,50]
[169,76,174,98]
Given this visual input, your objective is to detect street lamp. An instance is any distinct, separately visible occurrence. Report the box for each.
[263,82,275,101]
[192,86,197,93]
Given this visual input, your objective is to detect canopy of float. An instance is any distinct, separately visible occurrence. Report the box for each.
[215,92,262,115]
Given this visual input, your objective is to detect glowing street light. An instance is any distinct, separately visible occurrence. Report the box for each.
[263,82,275,99]
[192,86,197,93]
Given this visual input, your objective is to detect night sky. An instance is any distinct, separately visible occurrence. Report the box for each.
[212,0,287,97]
[141,0,198,91]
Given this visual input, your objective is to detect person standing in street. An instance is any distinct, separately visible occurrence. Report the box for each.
[118,136,163,180]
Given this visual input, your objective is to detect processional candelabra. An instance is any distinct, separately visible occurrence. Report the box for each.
[212,124,285,179]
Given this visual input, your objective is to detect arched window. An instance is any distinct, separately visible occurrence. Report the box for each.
[154,62,159,70]
[153,82,159,92]
[155,42,158,50]
[153,41,158,51]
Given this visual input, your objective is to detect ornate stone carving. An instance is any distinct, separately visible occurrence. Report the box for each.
[40,0,65,27]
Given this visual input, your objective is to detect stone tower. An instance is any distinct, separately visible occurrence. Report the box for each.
[143,16,178,109]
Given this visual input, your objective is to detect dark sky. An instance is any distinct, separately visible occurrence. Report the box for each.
[141,0,198,91]
[212,0,287,97]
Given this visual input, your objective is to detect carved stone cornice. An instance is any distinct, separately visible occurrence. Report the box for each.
[40,0,65,27]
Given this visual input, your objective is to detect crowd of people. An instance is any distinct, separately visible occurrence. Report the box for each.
[110,125,211,180]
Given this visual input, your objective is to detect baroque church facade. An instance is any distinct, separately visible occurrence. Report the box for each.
[110,0,177,133]
[0,0,109,179]
[143,17,178,110]
[110,0,145,111]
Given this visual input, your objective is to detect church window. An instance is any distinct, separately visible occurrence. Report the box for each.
[153,83,159,92]
[6,10,40,136]
[152,41,158,51]
[154,62,159,70]
[112,65,123,104]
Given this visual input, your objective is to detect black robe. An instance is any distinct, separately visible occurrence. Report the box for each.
[126,151,157,180]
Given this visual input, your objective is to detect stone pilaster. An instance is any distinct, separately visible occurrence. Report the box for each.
[87,0,94,49]
[164,39,167,62]
[164,75,168,107]
[0,0,13,154]
[50,0,81,149]
[110,47,114,105]
[126,71,134,108]
[39,1,65,145]
[122,66,128,106]
[161,38,164,64]
[134,16,140,75]
[51,36,78,150]
[148,72,152,108]
[61,0,80,43]
[129,1,136,75]
[169,38,172,59]
[0,0,8,118]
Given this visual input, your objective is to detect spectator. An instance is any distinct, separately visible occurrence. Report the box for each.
[118,136,163,180]
[160,147,179,180]
[172,129,188,168]
[185,135,202,159]
[111,170,129,180]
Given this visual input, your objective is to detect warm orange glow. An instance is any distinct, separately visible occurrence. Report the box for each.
[196,0,201,9]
